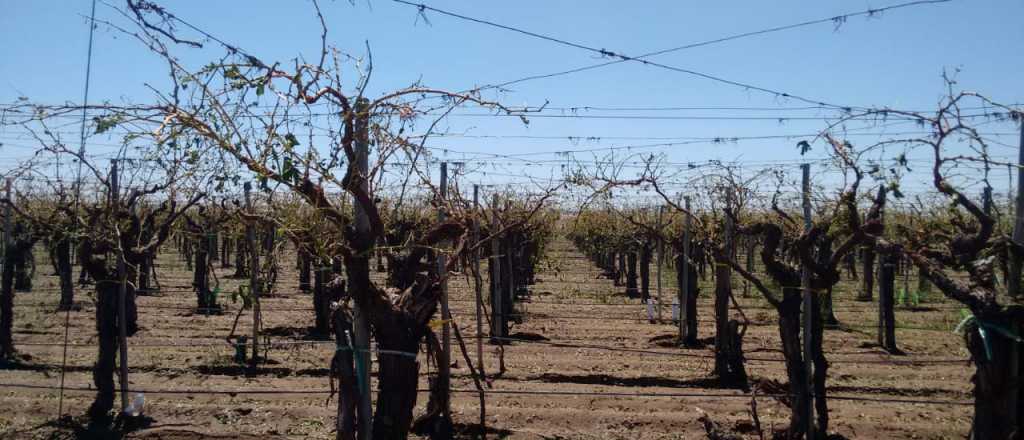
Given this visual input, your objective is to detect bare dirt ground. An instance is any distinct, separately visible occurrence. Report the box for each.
[0,239,973,439]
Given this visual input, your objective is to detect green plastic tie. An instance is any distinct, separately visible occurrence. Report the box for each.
[954,311,1024,361]
[341,332,368,396]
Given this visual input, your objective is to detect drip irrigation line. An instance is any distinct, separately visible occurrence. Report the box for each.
[14,300,959,319]
[475,336,967,365]
[446,297,965,311]
[0,382,971,406]
[11,333,967,365]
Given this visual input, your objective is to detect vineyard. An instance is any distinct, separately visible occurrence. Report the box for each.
[1,1,1023,439]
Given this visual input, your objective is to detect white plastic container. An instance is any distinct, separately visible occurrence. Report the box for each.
[124,392,145,417]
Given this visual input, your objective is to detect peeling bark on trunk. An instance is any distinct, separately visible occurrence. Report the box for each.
[350,246,433,440]
[373,329,423,439]
[777,294,810,439]
[714,258,747,389]
[194,237,219,314]
[314,264,342,336]
[87,281,121,424]
[331,307,358,440]
[412,332,452,439]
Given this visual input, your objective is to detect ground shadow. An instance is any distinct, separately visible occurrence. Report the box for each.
[507,331,549,342]
[5,414,156,440]
[451,422,514,439]
[261,325,331,341]
[828,384,968,398]
[648,333,713,349]
[532,372,726,389]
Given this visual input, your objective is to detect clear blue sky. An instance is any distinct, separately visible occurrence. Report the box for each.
[1,0,1022,200]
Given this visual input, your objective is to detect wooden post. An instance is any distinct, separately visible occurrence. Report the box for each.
[111,160,130,415]
[1010,121,1024,297]
[656,205,664,321]
[352,115,373,440]
[800,164,815,439]
[2,180,9,276]
[878,253,898,352]
[209,230,218,265]
[490,194,503,341]
[902,254,911,305]
[744,238,755,297]
[714,195,733,379]
[505,200,515,306]
[244,182,260,372]
[1,179,13,359]
[679,196,691,346]
[437,162,451,419]
[472,185,484,370]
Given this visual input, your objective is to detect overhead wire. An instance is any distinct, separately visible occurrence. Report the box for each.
[393,0,952,110]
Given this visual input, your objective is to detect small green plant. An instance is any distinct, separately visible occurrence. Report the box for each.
[897,288,921,307]
[206,286,220,306]
[231,284,253,309]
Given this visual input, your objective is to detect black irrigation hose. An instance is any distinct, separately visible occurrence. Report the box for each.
[474,336,968,365]
[11,333,969,365]
[0,382,970,406]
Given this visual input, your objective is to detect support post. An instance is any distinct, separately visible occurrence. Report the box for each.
[244,182,260,373]
[800,164,815,439]
[1011,121,1024,297]
[902,254,910,305]
[878,253,898,352]
[472,185,484,371]
[352,120,373,440]
[1,179,13,359]
[744,238,755,297]
[679,196,692,346]
[505,200,515,305]
[714,196,734,380]
[490,195,503,341]
[437,162,451,419]
[656,205,664,321]
[111,160,130,415]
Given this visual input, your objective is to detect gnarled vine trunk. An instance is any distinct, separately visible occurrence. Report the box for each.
[2,235,35,360]
[964,310,1024,440]
[776,293,811,439]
